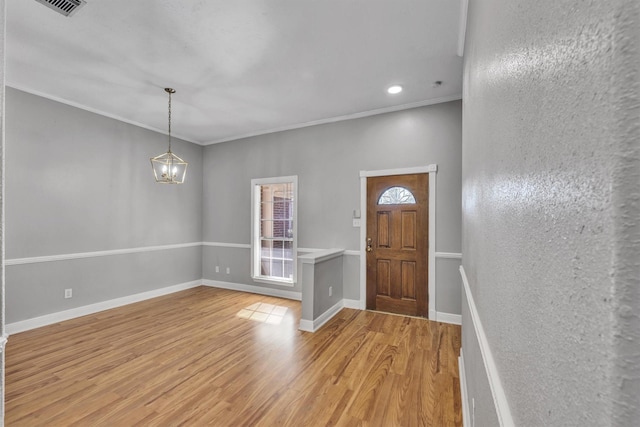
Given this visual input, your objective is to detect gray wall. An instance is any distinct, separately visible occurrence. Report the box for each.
[461,0,640,425]
[300,254,343,323]
[5,87,204,323]
[312,257,343,317]
[202,101,463,312]
[5,90,463,325]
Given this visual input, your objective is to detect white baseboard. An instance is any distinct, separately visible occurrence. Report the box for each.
[6,280,202,335]
[202,279,302,301]
[298,319,314,332]
[437,311,462,325]
[342,299,361,309]
[460,265,514,426]
[459,350,471,427]
[299,300,344,332]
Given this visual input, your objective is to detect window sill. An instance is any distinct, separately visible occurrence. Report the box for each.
[252,276,295,287]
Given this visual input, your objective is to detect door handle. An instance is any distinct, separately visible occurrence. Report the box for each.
[366,237,373,252]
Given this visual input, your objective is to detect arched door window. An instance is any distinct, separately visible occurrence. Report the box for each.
[377,186,416,205]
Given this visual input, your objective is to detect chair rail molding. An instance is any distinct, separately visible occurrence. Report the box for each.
[5,242,202,265]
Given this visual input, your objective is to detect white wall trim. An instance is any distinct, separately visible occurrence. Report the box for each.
[0,335,7,350]
[460,265,514,427]
[428,170,437,319]
[298,319,314,332]
[6,280,202,335]
[6,83,202,146]
[299,248,344,264]
[203,279,302,301]
[435,252,462,259]
[5,242,202,266]
[299,300,343,333]
[202,242,251,249]
[299,247,359,257]
[459,350,471,427]
[6,243,361,266]
[343,299,361,309]
[204,95,463,145]
[360,165,438,319]
[359,164,437,178]
[436,311,462,325]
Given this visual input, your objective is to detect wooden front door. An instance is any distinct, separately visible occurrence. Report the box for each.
[366,174,428,317]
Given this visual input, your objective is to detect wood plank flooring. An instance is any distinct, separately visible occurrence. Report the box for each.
[6,286,462,426]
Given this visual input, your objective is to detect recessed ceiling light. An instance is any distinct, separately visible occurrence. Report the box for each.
[387,85,403,94]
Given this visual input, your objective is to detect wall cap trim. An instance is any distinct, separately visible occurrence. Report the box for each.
[299,248,345,264]
[460,265,515,426]
[6,280,202,335]
[299,247,359,256]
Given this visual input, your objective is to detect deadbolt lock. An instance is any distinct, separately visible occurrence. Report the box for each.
[366,237,373,252]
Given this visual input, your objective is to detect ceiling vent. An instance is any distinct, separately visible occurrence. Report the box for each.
[34,0,86,17]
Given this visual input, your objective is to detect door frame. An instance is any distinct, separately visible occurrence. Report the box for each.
[359,164,437,319]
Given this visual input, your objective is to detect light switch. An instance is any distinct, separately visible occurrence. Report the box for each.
[352,218,361,227]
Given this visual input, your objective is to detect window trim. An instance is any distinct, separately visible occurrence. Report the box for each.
[251,175,298,286]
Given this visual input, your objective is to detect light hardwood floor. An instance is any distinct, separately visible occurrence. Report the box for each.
[6,286,462,426]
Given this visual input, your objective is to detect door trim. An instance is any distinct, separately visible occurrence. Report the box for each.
[359,164,437,319]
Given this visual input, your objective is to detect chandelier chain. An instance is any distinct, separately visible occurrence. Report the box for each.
[167,90,172,152]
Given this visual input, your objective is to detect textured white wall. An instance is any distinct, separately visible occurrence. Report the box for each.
[462,0,639,425]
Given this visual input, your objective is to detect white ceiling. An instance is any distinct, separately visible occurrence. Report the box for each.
[7,0,464,145]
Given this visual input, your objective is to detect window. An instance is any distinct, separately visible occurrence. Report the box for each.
[251,176,298,285]
[378,186,416,205]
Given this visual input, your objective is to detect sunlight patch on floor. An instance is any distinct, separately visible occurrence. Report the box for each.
[237,302,288,325]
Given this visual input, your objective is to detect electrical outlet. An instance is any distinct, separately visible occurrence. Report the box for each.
[329,286,333,297]
[215,266,219,273]
[64,288,72,299]
[226,267,230,274]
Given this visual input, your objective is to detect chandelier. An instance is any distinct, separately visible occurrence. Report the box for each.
[150,88,188,184]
